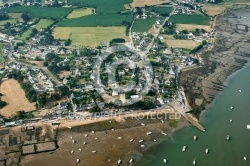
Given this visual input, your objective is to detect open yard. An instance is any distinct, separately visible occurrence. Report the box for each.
[67,0,132,13]
[177,24,212,32]
[53,26,129,47]
[67,8,93,18]
[161,37,200,49]
[169,14,211,25]
[0,79,35,118]
[19,19,54,40]
[0,19,17,26]
[132,17,158,32]
[202,5,225,16]
[4,6,72,19]
[57,14,132,27]
[131,0,169,7]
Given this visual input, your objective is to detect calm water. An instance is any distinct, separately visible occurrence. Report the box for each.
[135,63,250,166]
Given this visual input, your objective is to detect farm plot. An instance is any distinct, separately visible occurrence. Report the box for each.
[145,6,173,14]
[67,8,94,18]
[132,17,158,33]
[131,0,170,7]
[177,24,212,32]
[19,19,54,40]
[0,79,35,118]
[53,26,129,47]
[67,0,132,13]
[169,14,211,25]
[57,14,132,27]
[202,5,225,16]
[3,6,72,19]
[161,38,200,49]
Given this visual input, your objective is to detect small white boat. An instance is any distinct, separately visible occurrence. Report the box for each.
[161,120,164,123]
[117,137,122,140]
[130,139,134,142]
[153,139,157,142]
[83,142,86,145]
[194,135,197,141]
[70,136,73,139]
[129,158,134,163]
[95,137,98,140]
[79,148,82,152]
[72,140,76,144]
[247,124,250,129]
[141,145,145,147]
[146,132,152,135]
[230,119,233,122]
[244,156,247,161]
[71,150,74,154]
[239,90,242,92]
[76,159,80,163]
[85,134,88,137]
[111,128,115,131]
[67,126,72,129]
[230,106,234,110]
[118,159,122,164]
[182,146,186,152]
[92,151,97,153]
[227,135,230,141]
[92,130,95,134]
[163,159,167,163]
[205,149,209,154]
[193,158,196,165]
[139,140,144,143]
[161,131,167,136]
[141,123,145,126]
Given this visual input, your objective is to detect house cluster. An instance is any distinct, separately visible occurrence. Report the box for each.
[132,32,152,51]
[28,70,55,92]
[173,0,199,14]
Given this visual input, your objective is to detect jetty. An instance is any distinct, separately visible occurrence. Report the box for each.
[169,103,206,131]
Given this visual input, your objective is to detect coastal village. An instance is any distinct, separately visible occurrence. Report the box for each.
[0,0,249,165]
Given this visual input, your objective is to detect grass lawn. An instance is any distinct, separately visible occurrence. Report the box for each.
[57,14,132,27]
[19,19,54,40]
[145,6,173,14]
[67,0,132,13]
[52,26,129,47]
[169,14,211,25]
[132,17,158,32]
[131,0,170,7]
[161,37,200,49]
[0,19,17,26]
[177,24,211,32]
[67,8,93,18]
[4,6,73,19]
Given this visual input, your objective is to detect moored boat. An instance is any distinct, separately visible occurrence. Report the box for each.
[194,135,197,141]
[205,149,209,154]
[182,146,186,152]
[226,135,230,141]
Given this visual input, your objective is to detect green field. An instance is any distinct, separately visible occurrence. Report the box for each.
[57,14,132,27]
[19,19,54,40]
[146,6,173,14]
[4,6,72,19]
[53,26,129,47]
[67,8,93,18]
[132,17,158,32]
[67,0,132,13]
[169,14,211,25]
[0,45,6,65]
[0,19,17,26]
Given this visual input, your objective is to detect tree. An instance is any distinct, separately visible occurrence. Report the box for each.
[43,61,48,66]
[64,39,71,46]
[21,13,30,22]
[89,106,101,113]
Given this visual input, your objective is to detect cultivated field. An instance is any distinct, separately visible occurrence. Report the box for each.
[53,26,129,47]
[4,6,72,19]
[57,14,132,27]
[132,17,158,32]
[202,5,225,16]
[146,6,173,14]
[169,14,211,25]
[131,0,169,7]
[0,79,35,117]
[161,38,200,49]
[177,24,212,32]
[19,19,54,40]
[68,0,132,13]
[66,8,93,18]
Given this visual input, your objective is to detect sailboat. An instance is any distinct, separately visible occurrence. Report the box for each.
[129,158,134,163]
[182,146,186,152]
[226,135,230,141]
[163,159,167,163]
[247,124,250,129]
[244,156,247,161]
[194,135,197,141]
[118,159,122,165]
